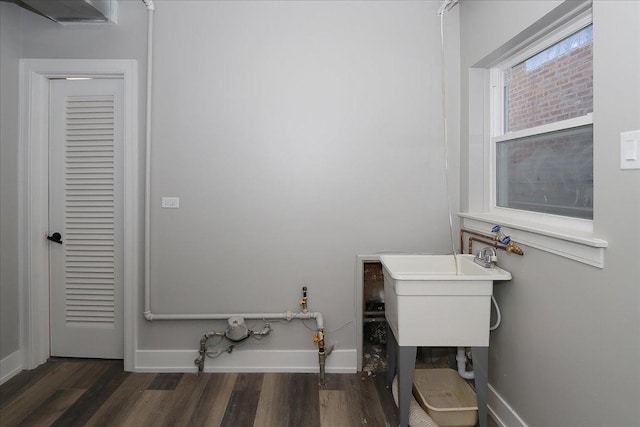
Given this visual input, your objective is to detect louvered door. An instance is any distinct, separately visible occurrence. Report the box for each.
[49,78,124,358]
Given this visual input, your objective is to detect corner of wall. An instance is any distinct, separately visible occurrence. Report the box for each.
[0,350,23,385]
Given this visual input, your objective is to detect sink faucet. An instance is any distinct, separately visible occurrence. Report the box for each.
[474,247,497,268]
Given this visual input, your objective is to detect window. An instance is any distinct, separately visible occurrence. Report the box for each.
[491,21,593,221]
[462,5,606,268]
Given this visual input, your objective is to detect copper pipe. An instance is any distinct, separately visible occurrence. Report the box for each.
[460,228,524,256]
[460,228,499,253]
[468,236,503,255]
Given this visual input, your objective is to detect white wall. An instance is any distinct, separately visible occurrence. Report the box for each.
[11,1,460,364]
[459,1,640,426]
[0,2,22,361]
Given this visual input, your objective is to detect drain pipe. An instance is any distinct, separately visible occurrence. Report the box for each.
[457,347,474,380]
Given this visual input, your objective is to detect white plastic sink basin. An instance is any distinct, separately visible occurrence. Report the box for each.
[380,254,511,293]
[380,254,512,346]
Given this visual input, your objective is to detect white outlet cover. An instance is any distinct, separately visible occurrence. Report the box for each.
[161,197,180,208]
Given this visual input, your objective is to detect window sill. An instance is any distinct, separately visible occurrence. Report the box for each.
[459,212,608,268]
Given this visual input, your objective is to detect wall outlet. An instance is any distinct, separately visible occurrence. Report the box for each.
[161,197,180,208]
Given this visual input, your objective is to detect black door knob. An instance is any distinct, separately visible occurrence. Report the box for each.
[47,232,63,244]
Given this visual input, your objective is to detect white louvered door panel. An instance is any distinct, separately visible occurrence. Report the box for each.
[49,78,124,358]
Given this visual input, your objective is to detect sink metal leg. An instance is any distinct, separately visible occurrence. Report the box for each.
[472,346,489,427]
[386,323,397,389]
[397,345,416,427]
[385,325,415,427]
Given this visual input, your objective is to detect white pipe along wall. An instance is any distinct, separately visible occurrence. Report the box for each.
[139,0,328,375]
[142,0,154,320]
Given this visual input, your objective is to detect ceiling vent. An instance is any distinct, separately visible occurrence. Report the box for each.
[18,0,117,23]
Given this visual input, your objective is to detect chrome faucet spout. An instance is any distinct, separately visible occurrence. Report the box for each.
[474,247,498,268]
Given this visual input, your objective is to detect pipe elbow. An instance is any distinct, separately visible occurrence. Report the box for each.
[144,311,153,321]
[456,347,475,380]
[141,0,155,11]
[313,312,324,330]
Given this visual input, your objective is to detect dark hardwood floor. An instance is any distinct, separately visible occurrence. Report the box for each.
[0,358,398,426]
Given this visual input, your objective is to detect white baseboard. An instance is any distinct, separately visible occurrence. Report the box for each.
[488,383,529,427]
[135,348,357,374]
[1,350,23,385]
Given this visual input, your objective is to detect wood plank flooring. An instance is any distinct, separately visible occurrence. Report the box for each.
[0,359,398,427]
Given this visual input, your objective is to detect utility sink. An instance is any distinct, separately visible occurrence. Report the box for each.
[380,254,511,347]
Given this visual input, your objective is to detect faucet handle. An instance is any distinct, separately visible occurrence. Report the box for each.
[481,247,498,264]
[474,247,498,267]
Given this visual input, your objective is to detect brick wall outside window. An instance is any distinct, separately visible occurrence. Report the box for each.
[505,42,593,133]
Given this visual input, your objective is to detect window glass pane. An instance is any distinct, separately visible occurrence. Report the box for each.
[496,125,593,219]
[504,25,593,133]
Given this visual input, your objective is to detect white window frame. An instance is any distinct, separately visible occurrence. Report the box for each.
[461,4,608,268]
[489,12,594,233]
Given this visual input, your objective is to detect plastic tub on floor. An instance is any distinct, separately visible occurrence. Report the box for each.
[412,368,478,427]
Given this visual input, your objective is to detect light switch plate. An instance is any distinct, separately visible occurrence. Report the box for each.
[161,197,180,208]
[620,130,640,170]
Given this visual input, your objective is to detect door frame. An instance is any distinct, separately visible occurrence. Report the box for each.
[19,59,139,371]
